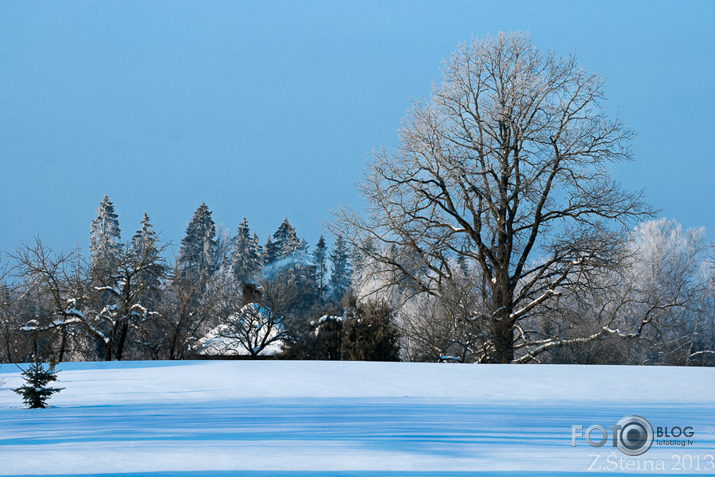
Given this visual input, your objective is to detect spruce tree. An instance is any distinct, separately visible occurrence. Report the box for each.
[313,236,328,301]
[294,238,315,290]
[13,361,64,409]
[127,213,167,359]
[265,218,300,266]
[262,219,317,312]
[131,213,160,268]
[89,195,121,282]
[231,218,262,284]
[131,213,165,305]
[178,203,218,283]
[264,235,277,266]
[329,235,352,302]
[89,196,124,360]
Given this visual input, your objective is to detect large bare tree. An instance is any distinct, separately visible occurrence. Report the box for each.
[334,33,652,363]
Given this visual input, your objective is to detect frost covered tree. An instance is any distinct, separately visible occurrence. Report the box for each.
[200,303,286,358]
[334,32,652,363]
[88,205,169,360]
[624,219,712,364]
[131,213,164,301]
[396,268,486,363]
[255,220,320,355]
[91,211,168,361]
[162,204,222,359]
[15,207,168,361]
[124,213,168,359]
[178,203,218,284]
[262,219,314,307]
[10,240,91,361]
[328,235,352,302]
[528,218,713,365]
[313,236,328,301]
[230,218,262,285]
[89,195,121,283]
[695,257,715,365]
[88,195,127,359]
[263,236,275,266]
[264,218,301,267]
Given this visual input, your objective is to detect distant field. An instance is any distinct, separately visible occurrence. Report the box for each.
[1,361,713,476]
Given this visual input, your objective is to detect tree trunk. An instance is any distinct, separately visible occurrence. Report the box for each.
[116,321,129,361]
[3,324,13,362]
[491,318,514,363]
[169,319,184,360]
[58,325,67,362]
[103,339,112,361]
[491,282,515,363]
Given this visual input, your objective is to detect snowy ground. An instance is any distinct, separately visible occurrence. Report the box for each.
[0,361,713,476]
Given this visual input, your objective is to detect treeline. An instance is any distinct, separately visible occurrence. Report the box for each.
[0,197,713,365]
[0,196,398,363]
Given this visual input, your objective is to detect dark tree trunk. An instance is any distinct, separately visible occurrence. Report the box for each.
[2,324,13,363]
[58,325,67,362]
[491,318,514,363]
[103,339,112,361]
[116,321,129,361]
[491,279,515,363]
[169,318,185,360]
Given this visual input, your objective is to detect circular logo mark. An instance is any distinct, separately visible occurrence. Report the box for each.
[616,415,654,456]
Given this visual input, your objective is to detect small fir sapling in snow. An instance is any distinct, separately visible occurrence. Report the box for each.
[13,360,64,409]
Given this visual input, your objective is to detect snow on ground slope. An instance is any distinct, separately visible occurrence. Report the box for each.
[0,361,713,476]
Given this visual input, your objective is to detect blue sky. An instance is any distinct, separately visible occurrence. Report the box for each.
[1,0,713,257]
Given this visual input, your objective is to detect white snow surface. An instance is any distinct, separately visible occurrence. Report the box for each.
[0,361,713,476]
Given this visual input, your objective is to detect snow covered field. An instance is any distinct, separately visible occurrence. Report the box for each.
[0,361,713,476]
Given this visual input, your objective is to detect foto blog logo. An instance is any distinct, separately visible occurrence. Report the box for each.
[572,415,654,456]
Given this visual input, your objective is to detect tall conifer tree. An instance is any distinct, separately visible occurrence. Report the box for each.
[131,213,165,303]
[231,218,262,284]
[313,236,328,301]
[178,203,218,283]
[329,235,352,302]
[89,195,121,282]
[265,218,301,265]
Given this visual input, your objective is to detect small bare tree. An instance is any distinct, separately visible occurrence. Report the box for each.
[204,302,285,358]
[334,32,652,363]
[11,240,90,361]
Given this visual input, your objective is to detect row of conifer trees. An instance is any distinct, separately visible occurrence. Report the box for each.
[0,196,400,363]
